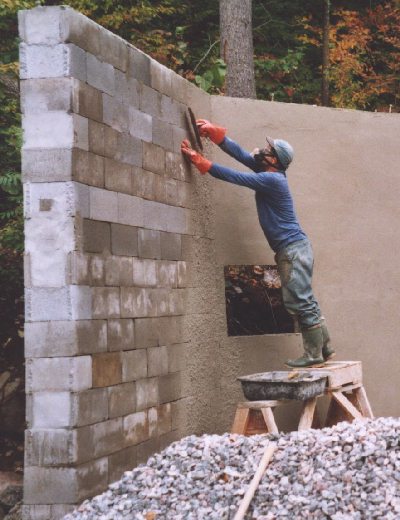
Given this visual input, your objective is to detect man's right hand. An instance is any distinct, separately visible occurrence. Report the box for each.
[196,119,226,145]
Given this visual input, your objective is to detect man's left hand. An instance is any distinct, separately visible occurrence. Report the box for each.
[181,139,212,174]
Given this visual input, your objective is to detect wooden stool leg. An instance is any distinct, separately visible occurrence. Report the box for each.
[354,386,374,418]
[231,407,250,434]
[298,397,317,430]
[331,391,363,420]
[261,407,279,434]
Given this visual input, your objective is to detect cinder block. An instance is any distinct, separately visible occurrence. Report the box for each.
[105,158,132,194]
[73,114,89,151]
[102,93,129,133]
[82,219,111,254]
[71,388,108,427]
[19,6,65,45]
[92,287,121,319]
[23,112,73,150]
[120,287,156,318]
[127,46,151,85]
[165,178,178,205]
[26,245,69,289]
[157,261,178,288]
[100,30,128,72]
[134,169,155,200]
[121,349,147,382]
[117,193,143,227]
[160,231,182,260]
[74,152,104,187]
[88,120,105,156]
[170,71,189,105]
[77,458,109,502]
[157,403,172,435]
[23,466,78,504]
[138,228,161,259]
[120,257,134,286]
[127,76,140,107]
[20,504,51,520]
[166,151,189,182]
[25,320,107,358]
[132,258,157,287]
[20,78,73,114]
[73,79,103,122]
[115,133,142,167]
[172,125,188,154]
[150,60,172,96]
[111,223,138,256]
[87,53,115,96]
[153,173,166,203]
[141,200,167,232]
[176,180,192,208]
[160,95,181,126]
[136,436,159,465]
[31,392,72,428]
[89,254,105,285]
[92,352,122,387]
[75,419,124,461]
[142,142,165,175]
[148,406,157,438]
[128,107,152,142]
[22,148,72,182]
[108,382,136,418]
[108,445,137,484]
[69,285,93,319]
[25,287,70,322]
[72,148,89,184]
[158,372,183,404]
[108,319,135,352]
[103,125,118,159]
[170,397,189,432]
[134,317,160,348]
[136,377,159,411]
[139,84,161,118]
[177,261,188,287]
[114,69,129,101]
[158,315,184,346]
[64,7,102,56]
[26,356,92,392]
[167,343,186,373]
[147,346,168,377]
[104,256,120,286]
[89,186,118,222]
[166,206,190,235]
[152,118,173,151]
[20,42,86,82]
[123,411,149,445]
[25,429,73,466]
[73,181,90,218]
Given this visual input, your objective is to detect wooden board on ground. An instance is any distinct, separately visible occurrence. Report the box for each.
[302,361,362,389]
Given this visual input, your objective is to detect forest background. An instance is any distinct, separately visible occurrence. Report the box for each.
[0,0,399,362]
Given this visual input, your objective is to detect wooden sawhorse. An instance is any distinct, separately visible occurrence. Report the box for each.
[231,361,373,435]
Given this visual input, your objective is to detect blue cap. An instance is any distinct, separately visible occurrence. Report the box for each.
[270,138,294,170]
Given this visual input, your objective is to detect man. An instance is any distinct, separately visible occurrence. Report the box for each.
[181,119,334,368]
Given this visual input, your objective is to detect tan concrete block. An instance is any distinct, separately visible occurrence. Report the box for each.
[150,60,172,96]
[25,428,73,466]
[157,260,178,288]
[134,317,160,348]
[167,343,186,373]
[140,84,161,118]
[157,403,172,435]
[108,382,136,419]
[165,178,177,205]
[160,232,182,261]
[74,79,103,122]
[136,437,159,465]
[75,320,108,355]
[120,256,133,286]
[108,445,137,484]
[132,258,157,287]
[105,157,132,194]
[177,260,188,287]
[92,286,120,319]
[148,406,158,438]
[92,352,122,387]
[82,219,111,254]
[134,169,155,200]
[153,173,166,203]
[147,345,169,377]
[158,315,184,345]
[111,223,138,257]
[138,229,161,259]
[158,429,180,452]
[121,349,147,382]
[68,251,90,285]
[104,125,119,159]
[88,120,105,156]
[108,318,135,352]
[166,151,188,181]
[75,152,104,188]
[76,418,124,462]
[89,254,105,286]
[136,377,159,410]
[152,118,173,151]
[142,142,165,175]
[127,46,151,85]
[120,287,157,318]
[100,30,128,72]
[104,255,120,286]
[176,180,192,208]
[158,372,183,404]
[71,388,108,427]
[123,410,149,445]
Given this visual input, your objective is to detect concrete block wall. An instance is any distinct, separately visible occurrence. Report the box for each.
[20,6,217,518]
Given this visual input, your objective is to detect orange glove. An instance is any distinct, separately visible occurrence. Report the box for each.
[196,119,226,145]
[181,140,212,174]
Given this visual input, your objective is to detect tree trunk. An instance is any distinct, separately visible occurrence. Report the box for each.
[321,0,330,106]
[219,0,256,99]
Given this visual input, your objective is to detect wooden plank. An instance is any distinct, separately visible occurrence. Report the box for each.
[331,391,363,420]
[302,361,362,388]
[298,397,317,430]
[261,407,279,434]
[233,442,277,520]
[237,400,282,409]
[354,385,374,418]
[231,407,250,434]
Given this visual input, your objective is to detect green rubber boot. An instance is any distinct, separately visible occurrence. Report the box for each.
[320,317,335,361]
[285,326,325,368]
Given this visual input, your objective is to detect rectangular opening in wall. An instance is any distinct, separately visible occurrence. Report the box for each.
[224,265,294,336]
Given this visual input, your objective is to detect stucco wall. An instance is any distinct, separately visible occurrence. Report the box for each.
[211,96,400,422]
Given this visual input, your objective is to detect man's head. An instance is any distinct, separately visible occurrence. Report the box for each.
[252,137,294,171]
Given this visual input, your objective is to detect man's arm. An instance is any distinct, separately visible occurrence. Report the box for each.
[219,137,259,172]
[209,163,271,191]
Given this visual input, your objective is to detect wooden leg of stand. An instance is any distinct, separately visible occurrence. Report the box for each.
[354,386,374,418]
[261,407,279,434]
[332,391,363,420]
[298,397,317,430]
[231,407,250,434]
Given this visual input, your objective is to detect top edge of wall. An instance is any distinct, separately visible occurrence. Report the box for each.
[18,5,209,104]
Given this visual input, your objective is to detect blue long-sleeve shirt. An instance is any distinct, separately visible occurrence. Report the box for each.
[209,137,307,253]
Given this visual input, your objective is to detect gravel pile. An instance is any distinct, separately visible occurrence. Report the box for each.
[65,417,400,519]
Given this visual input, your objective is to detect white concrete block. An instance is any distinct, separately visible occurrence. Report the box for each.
[24,181,76,219]
[132,258,157,287]
[87,53,115,96]
[20,43,86,81]
[120,287,156,318]
[23,112,73,149]
[19,7,65,45]
[20,78,74,114]
[22,148,73,182]
[117,193,144,226]
[32,392,72,428]
[26,356,92,392]
[70,285,93,319]
[128,107,152,142]
[142,200,168,232]
[89,186,119,222]
[25,287,71,322]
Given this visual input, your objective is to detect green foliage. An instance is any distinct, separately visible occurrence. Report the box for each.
[195,59,226,93]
